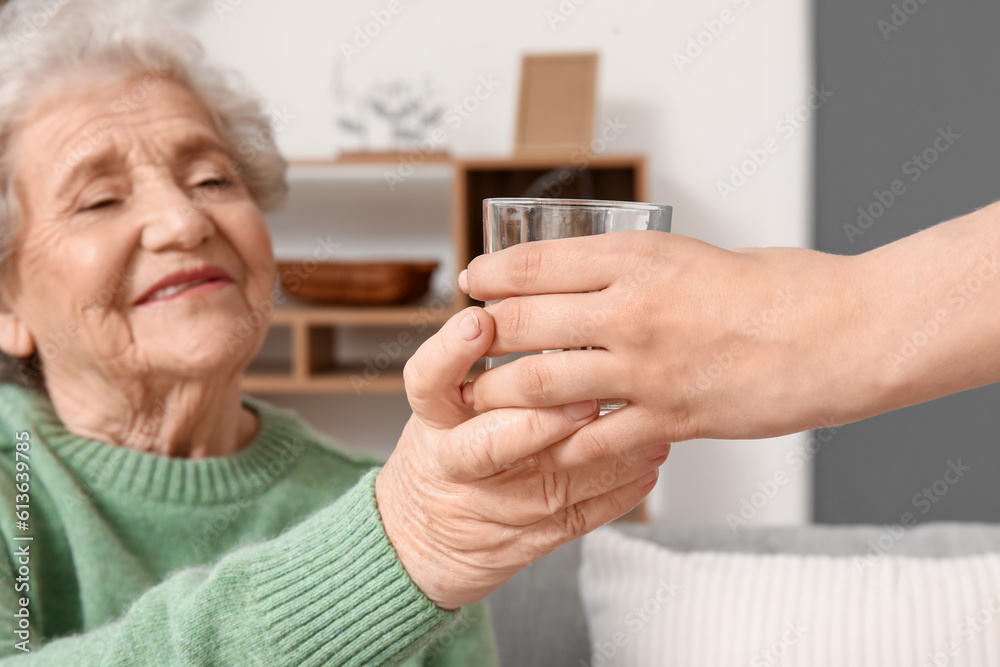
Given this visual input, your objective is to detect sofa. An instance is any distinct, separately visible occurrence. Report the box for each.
[485,522,1000,667]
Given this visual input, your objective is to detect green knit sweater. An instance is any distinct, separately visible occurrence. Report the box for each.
[0,383,498,666]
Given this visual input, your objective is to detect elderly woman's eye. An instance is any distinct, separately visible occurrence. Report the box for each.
[80,198,120,212]
[197,177,230,188]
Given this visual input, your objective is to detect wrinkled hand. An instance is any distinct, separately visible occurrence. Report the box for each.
[460,231,865,446]
[375,306,668,610]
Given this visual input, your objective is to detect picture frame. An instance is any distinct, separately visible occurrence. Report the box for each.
[515,52,598,156]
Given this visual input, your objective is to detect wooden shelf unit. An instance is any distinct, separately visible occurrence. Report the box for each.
[243,154,647,395]
[243,302,463,394]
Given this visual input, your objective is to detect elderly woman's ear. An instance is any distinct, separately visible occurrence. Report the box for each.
[0,291,34,358]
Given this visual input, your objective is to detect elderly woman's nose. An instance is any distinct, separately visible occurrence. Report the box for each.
[138,180,215,251]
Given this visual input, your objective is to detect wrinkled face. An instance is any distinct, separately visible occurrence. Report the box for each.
[1,75,276,389]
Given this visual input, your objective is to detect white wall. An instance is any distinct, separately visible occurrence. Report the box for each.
[177,0,814,526]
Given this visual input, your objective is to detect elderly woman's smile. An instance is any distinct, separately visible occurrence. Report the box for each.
[133,265,235,306]
[0,75,276,458]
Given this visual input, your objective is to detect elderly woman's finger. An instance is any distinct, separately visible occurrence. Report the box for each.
[461,233,636,301]
[468,444,669,526]
[463,348,627,411]
[403,306,495,429]
[521,467,660,555]
[440,401,600,482]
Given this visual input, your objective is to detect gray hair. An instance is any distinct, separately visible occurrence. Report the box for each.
[0,0,288,390]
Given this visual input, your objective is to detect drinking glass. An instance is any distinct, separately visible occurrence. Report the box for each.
[483,198,672,415]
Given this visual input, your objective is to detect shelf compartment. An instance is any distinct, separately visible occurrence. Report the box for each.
[241,302,465,395]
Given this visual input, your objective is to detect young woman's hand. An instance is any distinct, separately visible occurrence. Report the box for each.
[460,231,869,445]
[460,211,1000,446]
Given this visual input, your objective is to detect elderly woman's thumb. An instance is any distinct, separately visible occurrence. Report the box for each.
[403,307,494,427]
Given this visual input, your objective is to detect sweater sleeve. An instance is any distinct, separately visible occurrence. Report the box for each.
[0,469,480,666]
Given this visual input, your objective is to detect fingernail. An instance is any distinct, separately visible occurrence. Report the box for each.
[636,468,659,487]
[461,382,474,405]
[458,270,470,294]
[564,400,598,421]
[642,443,670,461]
[459,311,481,340]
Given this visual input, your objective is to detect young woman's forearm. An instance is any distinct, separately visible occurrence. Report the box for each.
[850,200,1000,418]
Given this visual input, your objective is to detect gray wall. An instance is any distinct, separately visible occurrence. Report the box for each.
[814,1,1000,523]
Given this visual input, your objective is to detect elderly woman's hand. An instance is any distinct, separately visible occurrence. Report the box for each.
[375,306,666,610]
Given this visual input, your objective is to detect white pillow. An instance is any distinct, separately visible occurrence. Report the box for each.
[580,528,1000,667]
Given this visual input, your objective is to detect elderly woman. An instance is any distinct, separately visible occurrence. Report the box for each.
[0,0,668,664]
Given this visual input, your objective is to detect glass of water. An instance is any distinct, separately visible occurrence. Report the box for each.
[483,198,672,415]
